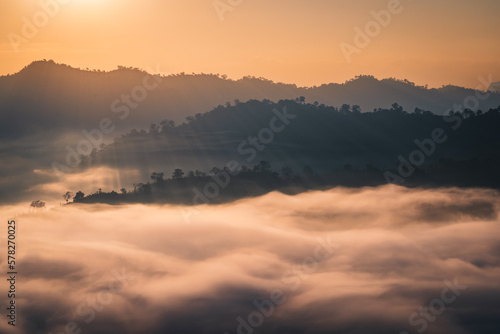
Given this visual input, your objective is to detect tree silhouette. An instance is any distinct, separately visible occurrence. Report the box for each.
[63,191,73,204]
[160,119,175,132]
[149,123,160,134]
[30,200,46,209]
[172,168,185,179]
[253,160,271,173]
[73,191,85,202]
[391,103,404,113]
[194,169,206,177]
[340,104,351,114]
[209,167,221,175]
[151,172,165,183]
[463,109,475,118]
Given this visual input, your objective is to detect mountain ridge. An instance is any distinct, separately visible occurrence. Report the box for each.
[1,60,499,140]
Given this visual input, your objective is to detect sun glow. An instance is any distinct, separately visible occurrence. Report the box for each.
[1,0,499,91]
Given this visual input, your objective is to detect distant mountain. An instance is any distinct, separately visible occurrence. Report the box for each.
[1,60,500,139]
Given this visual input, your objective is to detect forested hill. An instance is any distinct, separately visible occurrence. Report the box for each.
[80,99,500,186]
[69,99,500,205]
[2,60,500,139]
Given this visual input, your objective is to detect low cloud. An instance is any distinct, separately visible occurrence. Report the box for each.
[1,185,500,334]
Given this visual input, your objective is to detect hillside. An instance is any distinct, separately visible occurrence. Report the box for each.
[79,100,500,185]
[2,60,500,139]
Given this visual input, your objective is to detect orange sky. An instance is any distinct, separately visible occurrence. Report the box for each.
[1,0,499,88]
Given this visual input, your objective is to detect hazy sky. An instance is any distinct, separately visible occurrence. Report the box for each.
[1,0,499,88]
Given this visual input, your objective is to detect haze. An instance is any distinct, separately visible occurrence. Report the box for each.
[2,186,499,334]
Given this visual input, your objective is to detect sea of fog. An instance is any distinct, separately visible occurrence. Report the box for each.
[1,186,500,334]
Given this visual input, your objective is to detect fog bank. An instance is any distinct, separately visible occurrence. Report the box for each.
[1,186,499,334]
